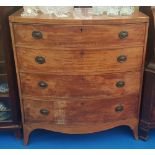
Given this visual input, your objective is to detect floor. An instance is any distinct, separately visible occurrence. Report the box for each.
[0,126,155,149]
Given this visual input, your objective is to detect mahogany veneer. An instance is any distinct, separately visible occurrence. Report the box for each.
[9,9,148,144]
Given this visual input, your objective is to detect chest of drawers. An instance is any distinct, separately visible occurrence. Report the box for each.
[9,9,148,144]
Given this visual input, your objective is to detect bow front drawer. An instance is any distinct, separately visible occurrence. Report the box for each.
[23,95,138,124]
[13,24,146,48]
[16,47,143,74]
[20,71,141,99]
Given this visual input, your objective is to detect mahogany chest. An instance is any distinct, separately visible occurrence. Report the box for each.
[9,9,148,144]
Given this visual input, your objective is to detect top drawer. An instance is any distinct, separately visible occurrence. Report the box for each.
[13,24,146,49]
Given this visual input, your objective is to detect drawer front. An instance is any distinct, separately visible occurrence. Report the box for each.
[13,24,146,48]
[23,95,138,123]
[16,47,143,75]
[20,72,141,99]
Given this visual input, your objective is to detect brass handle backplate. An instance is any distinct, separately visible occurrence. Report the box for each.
[116,81,125,88]
[117,55,127,63]
[119,31,128,39]
[32,31,43,39]
[35,56,46,64]
[115,105,124,112]
[40,109,49,115]
[38,81,48,89]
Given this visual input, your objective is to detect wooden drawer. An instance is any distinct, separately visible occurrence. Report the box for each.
[16,47,143,75]
[13,24,146,48]
[20,72,141,99]
[23,95,138,123]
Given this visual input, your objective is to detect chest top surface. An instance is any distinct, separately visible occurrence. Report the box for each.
[9,8,148,25]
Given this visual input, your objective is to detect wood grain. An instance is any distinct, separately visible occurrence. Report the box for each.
[20,72,141,99]
[9,9,149,144]
[23,95,138,123]
[13,24,146,49]
[23,118,138,144]
[16,47,143,75]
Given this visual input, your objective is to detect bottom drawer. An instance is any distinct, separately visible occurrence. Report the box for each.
[23,95,139,124]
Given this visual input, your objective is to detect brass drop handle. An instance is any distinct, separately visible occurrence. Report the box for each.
[32,31,43,39]
[119,31,128,39]
[116,81,125,88]
[117,55,127,63]
[115,105,124,112]
[40,109,49,115]
[35,56,46,64]
[38,81,48,89]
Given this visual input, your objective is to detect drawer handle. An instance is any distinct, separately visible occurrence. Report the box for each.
[38,81,48,89]
[32,31,43,39]
[119,31,128,39]
[116,81,125,88]
[115,105,124,112]
[40,109,49,115]
[35,56,46,64]
[117,55,127,63]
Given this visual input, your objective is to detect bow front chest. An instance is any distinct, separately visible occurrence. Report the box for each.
[9,9,148,144]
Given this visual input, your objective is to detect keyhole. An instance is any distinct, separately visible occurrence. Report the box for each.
[81,102,84,106]
[80,76,85,81]
[80,28,83,32]
[80,50,84,58]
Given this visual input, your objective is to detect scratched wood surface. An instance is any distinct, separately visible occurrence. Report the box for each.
[16,47,143,75]
[20,72,141,99]
[13,24,146,49]
[23,95,138,123]
[9,9,149,144]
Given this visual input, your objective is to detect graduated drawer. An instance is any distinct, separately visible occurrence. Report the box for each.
[16,47,143,75]
[20,71,141,99]
[13,24,146,48]
[23,95,138,123]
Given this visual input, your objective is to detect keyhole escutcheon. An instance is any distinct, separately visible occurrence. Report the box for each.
[80,27,83,32]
